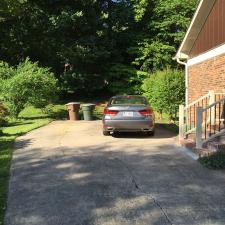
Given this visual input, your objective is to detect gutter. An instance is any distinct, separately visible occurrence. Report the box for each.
[175,57,189,106]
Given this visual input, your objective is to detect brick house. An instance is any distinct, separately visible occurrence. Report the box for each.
[175,0,225,105]
[175,0,225,148]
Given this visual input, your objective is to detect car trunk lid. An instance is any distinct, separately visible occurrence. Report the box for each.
[104,105,152,120]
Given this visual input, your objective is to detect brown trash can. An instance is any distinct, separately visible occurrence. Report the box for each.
[66,102,80,121]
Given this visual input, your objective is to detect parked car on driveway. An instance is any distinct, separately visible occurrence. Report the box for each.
[102,95,155,136]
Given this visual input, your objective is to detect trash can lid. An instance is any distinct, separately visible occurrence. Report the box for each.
[82,103,96,107]
[66,102,81,105]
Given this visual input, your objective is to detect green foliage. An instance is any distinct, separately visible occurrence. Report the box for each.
[43,104,67,120]
[107,63,148,94]
[58,43,111,94]
[0,59,58,118]
[142,69,185,120]
[0,105,54,224]
[198,151,225,169]
[132,0,151,22]
[0,0,26,21]
[151,0,198,45]
[0,61,14,80]
[130,40,175,72]
[0,103,8,126]
[0,0,198,95]
[129,0,197,72]
[0,100,107,224]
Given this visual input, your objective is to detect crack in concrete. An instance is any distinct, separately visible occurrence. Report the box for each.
[58,127,71,156]
[113,157,174,225]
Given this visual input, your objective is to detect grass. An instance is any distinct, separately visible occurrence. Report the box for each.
[154,112,179,133]
[0,105,68,225]
[0,102,106,224]
[0,102,177,224]
[198,151,225,169]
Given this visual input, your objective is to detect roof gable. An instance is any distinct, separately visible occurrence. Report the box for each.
[176,0,216,59]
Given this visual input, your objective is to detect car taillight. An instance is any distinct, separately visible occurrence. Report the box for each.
[139,108,153,116]
[104,108,118,116]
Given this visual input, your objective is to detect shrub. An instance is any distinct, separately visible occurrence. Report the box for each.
[0,61,14,80]
[0,58,58,118]
[198,151,225,169]
[107,63,148,95]
[0,102,8,126]
[43,104,67,119]
[142,68,185,120]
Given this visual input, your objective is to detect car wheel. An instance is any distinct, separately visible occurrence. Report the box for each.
[146,130,155,136]
[103,130,110,136]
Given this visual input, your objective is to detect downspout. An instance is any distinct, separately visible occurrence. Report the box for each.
[176,58,188,106]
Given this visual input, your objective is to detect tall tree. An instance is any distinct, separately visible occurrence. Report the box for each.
[0,0,198,95]
[129,0,198,72]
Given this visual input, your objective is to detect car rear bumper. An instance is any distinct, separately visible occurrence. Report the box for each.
[103,119,154,132]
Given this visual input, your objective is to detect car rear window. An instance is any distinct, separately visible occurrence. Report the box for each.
[110,96,148,105]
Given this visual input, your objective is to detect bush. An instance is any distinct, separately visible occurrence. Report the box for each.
[142,68,185,120]
[198,151,225,169]
[0,58,58,118]
[43,104,67,119]
[0,61,14,80]
[107,63,148,95]
[0,102,8,126]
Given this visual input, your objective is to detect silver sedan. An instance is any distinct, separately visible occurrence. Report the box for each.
[102,95,155,136]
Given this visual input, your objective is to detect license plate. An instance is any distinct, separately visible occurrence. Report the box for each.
[123,111,134,117]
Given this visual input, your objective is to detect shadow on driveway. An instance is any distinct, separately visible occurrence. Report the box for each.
[4,121,225,225]
[6,146,225,225]
[111,123,176,139]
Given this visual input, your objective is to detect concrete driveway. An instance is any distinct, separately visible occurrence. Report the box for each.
[5,121,225,225]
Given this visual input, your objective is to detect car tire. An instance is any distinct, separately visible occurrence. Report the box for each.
[146,130,155,136]
[103,131,110,136]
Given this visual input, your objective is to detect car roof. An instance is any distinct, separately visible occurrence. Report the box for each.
[111,95,146,99]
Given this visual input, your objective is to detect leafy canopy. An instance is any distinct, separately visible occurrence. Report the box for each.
[0,58,58,117]
[142,68,185,120]
[0,0,198,95]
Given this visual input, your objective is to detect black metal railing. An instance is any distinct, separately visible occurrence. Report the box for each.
[180,92,225,144]
[201,97,225,142]
[184,94,210,135]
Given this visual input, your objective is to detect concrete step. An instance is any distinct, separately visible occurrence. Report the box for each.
[180,138,196,149]
[218,133,225,143]
[180,132,225,157]
[179,137,220,157]
[206,141,224,151]
[186,133,196,141]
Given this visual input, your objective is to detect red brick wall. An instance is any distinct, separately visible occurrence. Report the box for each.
[188,53,225,104]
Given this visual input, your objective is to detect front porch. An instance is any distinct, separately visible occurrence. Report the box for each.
[179,90,225,153]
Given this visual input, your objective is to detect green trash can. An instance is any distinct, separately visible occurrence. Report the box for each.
[82,104,95,121]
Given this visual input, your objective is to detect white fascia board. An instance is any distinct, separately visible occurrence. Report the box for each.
[187,43,225,66]
[175,0,204,59]
[175,53,189,60]
[176,0,216,59]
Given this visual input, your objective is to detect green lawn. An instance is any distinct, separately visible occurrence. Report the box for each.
[0,103,106,224]
[154,112,179,133]
[0,107,56,225]
[0,103,177,224]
